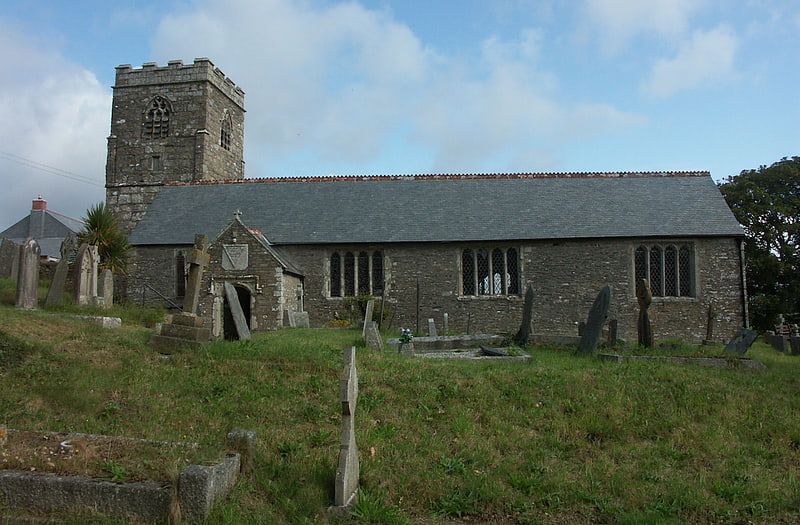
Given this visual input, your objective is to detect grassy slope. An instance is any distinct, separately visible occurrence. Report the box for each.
[0,298,799,524]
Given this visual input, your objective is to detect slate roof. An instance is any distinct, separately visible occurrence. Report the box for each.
[128,172,744,246]
[1,210,83,258]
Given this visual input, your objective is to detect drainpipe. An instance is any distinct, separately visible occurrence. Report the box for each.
[738,238,749,329]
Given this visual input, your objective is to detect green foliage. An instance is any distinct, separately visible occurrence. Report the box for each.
[719,157,800,330]
[78,202,131,274]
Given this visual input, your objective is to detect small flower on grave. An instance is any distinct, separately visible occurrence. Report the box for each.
[399,328,414,344]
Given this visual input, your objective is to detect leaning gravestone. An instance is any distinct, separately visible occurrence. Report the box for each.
[15,239,40,310]
[636,278,653,348]
[98,269,114,309]
[577,285,611,354]
[45,233,77,307]
[335,346,359,508]
[0,238,20,279]
[223,282,251,340]
[364,321,384,351]
[73,243,99,306]
[724,327,758,356]
[514,284,535,345]
[361,299,375,337]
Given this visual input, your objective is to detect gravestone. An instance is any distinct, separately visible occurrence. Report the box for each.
[335,346,359,508]
[223,282,251,340]
[427,318,437,337]
[98,269,114,309]
[513,284,535,345]
[791,337,800,356]
[443,313,449,335]
[45,233,77,307]
[606,319,618,347]
[767,333,789,353]
[73,243,99,306]
[636,279,653,348]
[364,321,384,351]
[577,285,611,354]
[150,235,213,353]
[361,299,375,337]
[724,328,758,356]
[702,304,717,345]
[0,238,20,279]
[287,311,310,328]
[15,239,40,310]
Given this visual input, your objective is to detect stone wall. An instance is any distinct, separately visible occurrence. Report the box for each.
[106,59,245,235]
[126,236,744,343]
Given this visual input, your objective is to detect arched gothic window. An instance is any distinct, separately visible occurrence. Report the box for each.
[143,96,172,139]
[634,243,695,297]
[461,247,521,296]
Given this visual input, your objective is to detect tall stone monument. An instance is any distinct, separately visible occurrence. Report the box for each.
[150,235,212,352]
[577,285,611,354]
[636,279,653,348]
[15,239,40,310]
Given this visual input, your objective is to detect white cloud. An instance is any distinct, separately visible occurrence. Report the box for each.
[0,20,109,230]
[149,0,643,176]
[642,24,738,98]
[583,0,708,54]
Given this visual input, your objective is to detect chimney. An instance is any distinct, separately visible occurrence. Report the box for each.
[32,196,47,211]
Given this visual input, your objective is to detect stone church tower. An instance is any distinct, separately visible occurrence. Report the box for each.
[105,58,245,234]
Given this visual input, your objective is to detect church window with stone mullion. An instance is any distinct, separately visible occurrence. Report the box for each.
[143,96,172,139]
[329,251,384,297]
[635,244,694,297]
[461,247,520,296]
[220,112,232,151]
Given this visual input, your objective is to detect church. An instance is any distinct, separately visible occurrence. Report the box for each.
[107,58,746,342]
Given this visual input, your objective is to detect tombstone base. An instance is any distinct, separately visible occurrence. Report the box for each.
[151,315,211,354]
[149,334,207,354]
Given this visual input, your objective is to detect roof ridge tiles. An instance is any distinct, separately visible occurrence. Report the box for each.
[165,171,710,186]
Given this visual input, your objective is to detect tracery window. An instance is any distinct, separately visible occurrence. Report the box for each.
[461,247,520,296]
[634,243,694,297]
[330,251,384,297]
[220,112,232,151]
[143,96,171,139]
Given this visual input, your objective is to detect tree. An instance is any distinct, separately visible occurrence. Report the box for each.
[718,157,800,330]
[78,203,130,274]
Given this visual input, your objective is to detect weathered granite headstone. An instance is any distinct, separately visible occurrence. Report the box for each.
[287,311,310,328]
[724,328,758,356]
[702,304,717,345]
[577,285,611,355]
[15,239,40,310]
[335,346,359,508]
[513,284,535,345]
[0,238,20,279]
[45,233,77,307]
[443,313,449,335]
[606,319,618,347]
[73,243,99,306]
[767,333,789,353]
[427,318,437,337]
[223,282,251,340]
[150,235,213,353]
[636,279,653,348]
[361,299,375,337]
[791,337,800,356]
[364,321,384,351]
[98,269,114,309]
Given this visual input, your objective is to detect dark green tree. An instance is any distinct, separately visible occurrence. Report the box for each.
[78,203,130,274]
[718,157,800,330]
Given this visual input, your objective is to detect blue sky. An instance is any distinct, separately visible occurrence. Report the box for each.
[0,0,798,229]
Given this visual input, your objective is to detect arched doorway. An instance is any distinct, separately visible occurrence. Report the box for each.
[223,284,252,340]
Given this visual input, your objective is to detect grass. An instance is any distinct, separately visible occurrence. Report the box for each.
[0,286,799,523]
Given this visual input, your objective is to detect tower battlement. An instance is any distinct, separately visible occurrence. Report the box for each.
[114,58,245,110]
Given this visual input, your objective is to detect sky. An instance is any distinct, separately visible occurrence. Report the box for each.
[0,0,798,230]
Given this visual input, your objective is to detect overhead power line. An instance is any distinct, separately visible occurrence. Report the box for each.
[0,149,104,188]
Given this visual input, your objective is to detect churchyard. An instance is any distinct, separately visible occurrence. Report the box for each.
[1,277,800,524]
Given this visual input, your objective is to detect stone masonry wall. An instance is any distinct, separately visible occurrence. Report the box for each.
[127,236,744,343]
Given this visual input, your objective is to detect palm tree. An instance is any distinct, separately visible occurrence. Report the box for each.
[78,203,130,274]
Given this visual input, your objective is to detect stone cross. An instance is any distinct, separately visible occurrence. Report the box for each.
[183,234,210,316]
[73,243,99,306]
[636,278,653,348]
[514,283,535,345]
[45,233,76,307]
[15,238,40,310]
[577,285,611,354]
[335,346,359,508]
